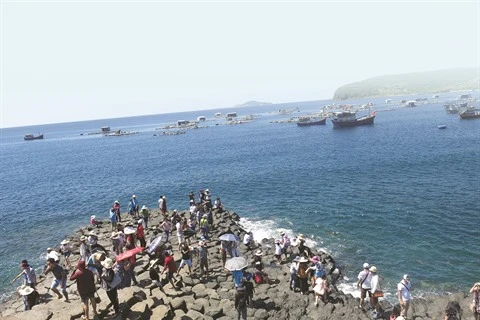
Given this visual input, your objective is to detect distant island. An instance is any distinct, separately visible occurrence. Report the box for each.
[333,67,479,100]
[233,100,273,108]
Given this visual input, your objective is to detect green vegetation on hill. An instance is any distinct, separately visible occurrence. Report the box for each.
[333,67,479,100]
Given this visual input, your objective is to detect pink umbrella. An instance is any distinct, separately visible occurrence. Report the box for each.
[115,247,144,262]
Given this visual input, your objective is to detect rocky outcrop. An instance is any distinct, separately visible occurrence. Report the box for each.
[0,208,474,319]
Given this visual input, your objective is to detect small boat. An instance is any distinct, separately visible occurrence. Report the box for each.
[459,107,480,119]
[297,117,326,126]
[331,111,375,128]
[438,125,447,129]
[444,104,459,114]
[24,134,44,141]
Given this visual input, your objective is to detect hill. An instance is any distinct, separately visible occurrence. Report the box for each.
[233,100,273,108]
[333,67,479,100]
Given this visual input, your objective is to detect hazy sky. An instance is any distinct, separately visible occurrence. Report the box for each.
[1,1,479,128]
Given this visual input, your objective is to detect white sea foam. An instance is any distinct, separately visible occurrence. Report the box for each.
[238,217,321,251]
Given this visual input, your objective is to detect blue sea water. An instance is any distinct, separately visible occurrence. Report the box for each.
[0,93,479,302]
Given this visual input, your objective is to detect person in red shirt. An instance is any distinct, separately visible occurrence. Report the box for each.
[137,220,146,248]
[70,260,98,320]
[160,251,177,289]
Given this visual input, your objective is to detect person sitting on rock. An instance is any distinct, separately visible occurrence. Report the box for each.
[18,285,40,311]
[243,231,254,251]
[214,197,223,212]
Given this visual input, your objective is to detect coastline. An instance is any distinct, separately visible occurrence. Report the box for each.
[0,207,473,320]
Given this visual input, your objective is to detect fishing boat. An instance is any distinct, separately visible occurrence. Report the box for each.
[459,107,480,119]
[24,134,44,141]
[331,111,375,128]
[296,117,326,126]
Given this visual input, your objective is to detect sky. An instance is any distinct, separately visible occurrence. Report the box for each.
[0,1,479,128]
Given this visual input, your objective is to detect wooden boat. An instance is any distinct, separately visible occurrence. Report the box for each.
[331,111,375,128]
[297,117,326,126]
[24,134,44,141]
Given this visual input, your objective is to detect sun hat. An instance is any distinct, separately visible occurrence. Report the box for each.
[101,258,114,269]
[60,240,69,245]
[202,214,208,218]
[114,200,119,204]
[205,189,209,192]
[111,232,118,239]
[311,256,320,263]
[46,247,52,252]
[363,263,370,269]
[403,274,409,280]
[280,231,285,236]
[275,239,281,244]
[132,195,136,198]
[80,236,86,241]
[18,285,34,296]
[138,219,144,224]
[141,205,147,210]
[370,266,377,273]
[298,256,309,263]
[297,234,305,241]
[198,241,206,247]
[254,250,263,256]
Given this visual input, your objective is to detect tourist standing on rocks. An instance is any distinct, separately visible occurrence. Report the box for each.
[161,218,171,242]
[274,239,282,264]
[140,205,150,228]
[356,262,372,309]
[200,214,209,239]
[297,256,310,295]
[161,250,178,289]
[176,217,185,251]
[60,239,72,269]
[100,258,120,316]
[137,220,146,248]
[370,266,382,319]
[197,240,209,279]
[113,200,121,222]
[308,256,326,287]
[44,258,69,301]
[79,236,89,261]
[127,198,135,218]
[289,256,299,291]
[131,194,139,217]
[111,232,121,255]
[295,234,312,257]
[398,274,413,319]
[188,191,195,203]
[280,231,290,261]
[88,231,107,253]
[18,285,40,311]
[159,196,167,216]
[70,260,98,320]
[109,208,117,231]
[313,273,330,306]
[11,260,37,288]
[243,231,254,251]
[470,282,480,320]
[235,283,248,320]
[179,243,194,275]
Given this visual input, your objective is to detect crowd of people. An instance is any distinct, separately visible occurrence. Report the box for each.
[9,189,478,320]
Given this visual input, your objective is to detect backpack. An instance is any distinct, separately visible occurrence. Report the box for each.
[254,273,263,284]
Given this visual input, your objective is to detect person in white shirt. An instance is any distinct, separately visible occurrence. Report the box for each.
[356,262,372,309]
[243,232,254,251]
[175,219,184,251]
[397,274,413,318]
[369,266,381,319]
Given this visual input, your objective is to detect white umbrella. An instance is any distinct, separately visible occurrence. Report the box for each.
[224,256,248,271]
[219,233,240,242]
[147,236,163,254]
